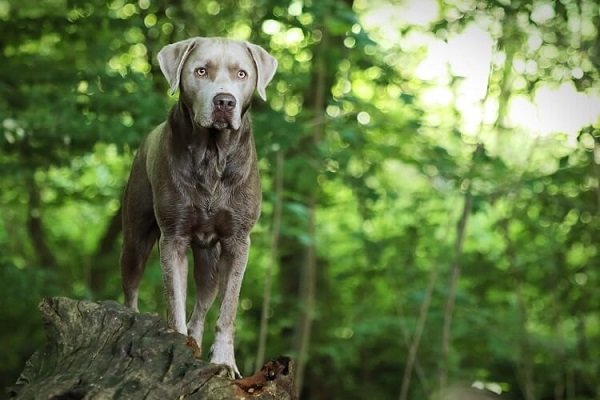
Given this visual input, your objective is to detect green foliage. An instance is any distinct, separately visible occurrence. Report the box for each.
[1,0,599,399]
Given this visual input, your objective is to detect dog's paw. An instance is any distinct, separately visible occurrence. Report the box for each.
[210,341,241,379]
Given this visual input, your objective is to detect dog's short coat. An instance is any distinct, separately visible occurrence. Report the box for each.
[120,37,277,377]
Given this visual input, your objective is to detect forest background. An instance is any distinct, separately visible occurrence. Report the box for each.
[1,0,599,399]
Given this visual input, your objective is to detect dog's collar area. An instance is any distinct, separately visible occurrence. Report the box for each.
[207,127,232,135]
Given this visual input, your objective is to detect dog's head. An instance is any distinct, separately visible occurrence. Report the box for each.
[158,37,277,130]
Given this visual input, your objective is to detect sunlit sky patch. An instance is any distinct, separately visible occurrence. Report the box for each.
[357,0,600,140]
[510,82,600,140]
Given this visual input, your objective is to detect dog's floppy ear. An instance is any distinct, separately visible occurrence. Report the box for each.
[157,38,198,95]
[245,42,278,101]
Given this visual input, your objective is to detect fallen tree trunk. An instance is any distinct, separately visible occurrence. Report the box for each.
[8,297,294,400]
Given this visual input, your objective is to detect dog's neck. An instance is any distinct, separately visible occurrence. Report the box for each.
[166,100,253,192]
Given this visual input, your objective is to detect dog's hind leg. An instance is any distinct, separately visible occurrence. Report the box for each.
[120,219,159,311]
[120,148,158,311]
[187,244,220,349]
[121,225,158,311]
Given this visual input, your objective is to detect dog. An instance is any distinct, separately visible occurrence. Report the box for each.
[120,37,277,378]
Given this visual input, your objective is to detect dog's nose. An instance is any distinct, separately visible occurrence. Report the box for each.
[213,93,236,112]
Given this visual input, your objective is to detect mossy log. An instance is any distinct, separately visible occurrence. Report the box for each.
[8,297,294,400]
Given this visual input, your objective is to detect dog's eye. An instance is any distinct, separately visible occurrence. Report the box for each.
[195,67,207,77]
[237,70,247,79]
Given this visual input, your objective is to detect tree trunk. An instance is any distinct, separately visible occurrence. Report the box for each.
[256,151,285,369]
[293,15,329,398]
[8,297,295,400]
[399,265,438,400]
[438,187,474,390]
[516,285,536,400]
[499,215,537,400]
[385,224,431,398]
[26,175,56,270]
[594,136,600,214]
[438,33,515,389]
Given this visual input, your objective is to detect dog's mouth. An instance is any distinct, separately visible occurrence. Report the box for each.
[194,113,234,130]
[194,106,241,130]
[211,111,233,130]
[210,108,243,130]
[212,120,230,130]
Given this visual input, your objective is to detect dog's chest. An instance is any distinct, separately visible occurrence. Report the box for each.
[186,145,234,246]
[189,142,225,193]
[189,203,233,247]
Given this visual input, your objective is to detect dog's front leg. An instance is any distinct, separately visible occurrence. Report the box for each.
[159,236,189,334]
[187,246,220,348]
[210,236,250,378]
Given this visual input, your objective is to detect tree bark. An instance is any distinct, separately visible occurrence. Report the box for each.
[8,297,295,400]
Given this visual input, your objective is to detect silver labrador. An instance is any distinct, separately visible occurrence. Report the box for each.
[120,37,277,377]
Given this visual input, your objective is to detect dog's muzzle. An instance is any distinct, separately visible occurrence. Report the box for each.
[212,93,236,129]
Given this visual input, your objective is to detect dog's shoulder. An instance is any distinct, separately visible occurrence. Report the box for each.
[144,122,168,181]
